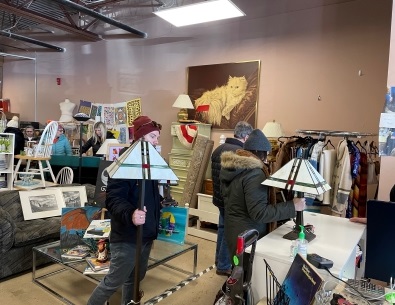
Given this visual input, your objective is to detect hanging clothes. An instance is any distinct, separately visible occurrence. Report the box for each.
[318,148,336,204]
[274,137,303,173]
[346,141,360,218]
[352,151,368,217]
[331,140,352,217]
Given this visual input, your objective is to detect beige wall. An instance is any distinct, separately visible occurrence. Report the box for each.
[2,0,392,158]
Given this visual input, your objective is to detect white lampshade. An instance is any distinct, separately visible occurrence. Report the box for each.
[96,138,120,155]
[107,140,179,181]
[153,0,245,27]
[172,94,194,109]
[262,120,285,138]
[262,158,331,195]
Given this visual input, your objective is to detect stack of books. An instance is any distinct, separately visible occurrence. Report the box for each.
[83,257,110,275]
[61,245,91,260]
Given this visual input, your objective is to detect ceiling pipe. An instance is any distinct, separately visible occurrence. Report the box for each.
[52,0,148,38]
[0,31,65,52]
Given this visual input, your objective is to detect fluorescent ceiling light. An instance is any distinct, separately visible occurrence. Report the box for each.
[154,0,245,27]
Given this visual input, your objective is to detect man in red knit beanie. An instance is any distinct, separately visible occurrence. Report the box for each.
[88,115,163,305]
[133,115,162,141]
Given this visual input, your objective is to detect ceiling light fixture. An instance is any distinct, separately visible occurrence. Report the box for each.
[154,0,245,27]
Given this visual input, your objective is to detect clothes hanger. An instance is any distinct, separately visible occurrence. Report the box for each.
[322,139,335,150]
[356,140,368,154]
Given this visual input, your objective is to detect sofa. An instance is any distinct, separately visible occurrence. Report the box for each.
[0,184,96,280]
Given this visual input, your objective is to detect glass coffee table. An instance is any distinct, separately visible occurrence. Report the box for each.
[33,240,198,304]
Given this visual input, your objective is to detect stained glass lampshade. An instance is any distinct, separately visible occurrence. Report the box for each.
[262,157,331,242]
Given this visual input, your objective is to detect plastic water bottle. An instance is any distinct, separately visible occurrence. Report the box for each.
[297,225,308,259]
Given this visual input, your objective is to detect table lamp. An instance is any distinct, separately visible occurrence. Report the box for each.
[261,157,331,242]
[107,139,178,305]
[96,138,120,159]
[172,94,194,122]
[262,120,284,163]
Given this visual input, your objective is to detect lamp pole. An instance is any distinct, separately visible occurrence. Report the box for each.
[73,115,90,184]
[78,121,83,183]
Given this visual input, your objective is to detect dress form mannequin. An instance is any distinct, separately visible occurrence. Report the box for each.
[59,99,76,122]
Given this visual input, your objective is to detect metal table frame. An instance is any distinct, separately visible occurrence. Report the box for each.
[32,240,198,305]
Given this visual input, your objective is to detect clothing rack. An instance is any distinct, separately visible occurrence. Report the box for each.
[295,129,376,139]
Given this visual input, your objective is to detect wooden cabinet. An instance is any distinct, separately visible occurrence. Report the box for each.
[188,193,219,241]
[0,133,15,190]
[168,122,211,203]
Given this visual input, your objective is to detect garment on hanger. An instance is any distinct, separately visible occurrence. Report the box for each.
[352,151,368,217]
[319,148,336,204]
[331,140,352,217]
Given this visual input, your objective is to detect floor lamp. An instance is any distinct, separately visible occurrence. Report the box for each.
[73,114,90,184]
[262,157,331,242]
[107,139,178,304]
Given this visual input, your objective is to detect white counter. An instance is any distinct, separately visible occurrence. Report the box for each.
[250,212,366,303]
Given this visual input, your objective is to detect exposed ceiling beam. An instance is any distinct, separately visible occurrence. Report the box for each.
[0,1,102,41]
[52,0,147,38]
[0,30,65,52]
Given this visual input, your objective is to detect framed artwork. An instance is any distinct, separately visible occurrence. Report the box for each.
[187,60,260,129]
[107,144,129,161]
[19,189,65,220]
[53,186,88,208]
[157,206,188,245]
[60,206,101,253]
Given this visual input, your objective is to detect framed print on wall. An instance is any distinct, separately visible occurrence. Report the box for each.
[107,144,129,161]
[19,189,65,220]
[187,60,260,130]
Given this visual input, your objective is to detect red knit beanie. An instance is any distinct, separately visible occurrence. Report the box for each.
[133,115,161,140]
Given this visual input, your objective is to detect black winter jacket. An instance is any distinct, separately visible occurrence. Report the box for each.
[211,138,244,208]
[81,131,115,156]
[220,150,296,257]
[105,177,161,244]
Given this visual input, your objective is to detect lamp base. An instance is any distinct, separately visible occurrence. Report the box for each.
[177,108,189,121]
[283,229,316,242]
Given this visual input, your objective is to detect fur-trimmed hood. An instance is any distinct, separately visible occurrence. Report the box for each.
[220,149,264,170]
[220,149,264,185]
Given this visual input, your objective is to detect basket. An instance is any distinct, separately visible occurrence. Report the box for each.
[264,259,290,305]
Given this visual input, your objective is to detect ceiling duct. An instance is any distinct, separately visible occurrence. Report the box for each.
[0,31,65,52]
[51,0,148,38]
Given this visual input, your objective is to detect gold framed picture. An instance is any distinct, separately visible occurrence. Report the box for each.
[187,60,260,130]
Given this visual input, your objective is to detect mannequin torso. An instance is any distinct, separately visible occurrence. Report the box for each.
[59,99,76,122]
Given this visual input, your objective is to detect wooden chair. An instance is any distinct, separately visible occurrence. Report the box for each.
[55,166,74,184]
[14,121,58,187]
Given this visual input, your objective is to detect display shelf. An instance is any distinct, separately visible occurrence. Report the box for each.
[0,133,15,190]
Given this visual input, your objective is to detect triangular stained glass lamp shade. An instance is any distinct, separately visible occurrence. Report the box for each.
[262,158,331,195]
[107,140,179,182]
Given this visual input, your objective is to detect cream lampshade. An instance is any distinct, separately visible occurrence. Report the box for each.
[262,120,285,163]
[172,94,195,121]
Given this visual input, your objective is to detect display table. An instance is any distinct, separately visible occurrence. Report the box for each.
[33,239,198,305]
[250,212,366,302]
